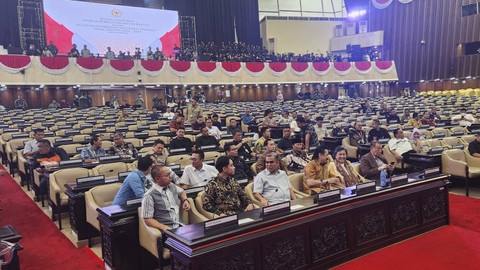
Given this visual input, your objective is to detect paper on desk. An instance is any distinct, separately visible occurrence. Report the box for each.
[239,218,255,225]
[290,204,305,211]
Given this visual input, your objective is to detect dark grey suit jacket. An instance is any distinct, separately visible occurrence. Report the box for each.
[359,152,388,185]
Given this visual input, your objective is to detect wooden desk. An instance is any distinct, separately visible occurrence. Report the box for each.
[97,205,140,270]
[165,174,450,269]
[408,153,442,168]
[64,179,120,241]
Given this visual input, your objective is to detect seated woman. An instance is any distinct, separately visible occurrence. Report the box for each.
[410,128,429,154]
[328,146,367,187]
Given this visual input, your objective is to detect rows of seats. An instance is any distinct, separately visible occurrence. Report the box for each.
[420,88,480,97]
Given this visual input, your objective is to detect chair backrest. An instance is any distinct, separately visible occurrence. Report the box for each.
[51,167,90,194]
[138,207,162,259]
[288,173,305,194]
[92,162,129,179]
[125,138,143,147]
[166,154,191,168]
[244,182,262,207]
[101,140,113,150]
[59,143,84,155]
[194,191,214,219]
[85,182,123,231]
[204,151,223,162]
[461,135,475,144]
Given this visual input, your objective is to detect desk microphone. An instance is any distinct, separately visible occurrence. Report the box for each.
[212,191,233,218]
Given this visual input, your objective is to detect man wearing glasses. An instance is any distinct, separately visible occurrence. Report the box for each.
[253,152,296,207]
[179,150,218,189]
[108,131,138,159]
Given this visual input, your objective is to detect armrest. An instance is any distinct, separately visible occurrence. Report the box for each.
[465,153,480,167]
[441,156,467,177]
[49,174,62,204]
[185,198,209,223]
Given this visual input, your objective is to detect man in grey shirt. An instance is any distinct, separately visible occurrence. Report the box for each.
[24,129,50,160]
[142,166,190,231]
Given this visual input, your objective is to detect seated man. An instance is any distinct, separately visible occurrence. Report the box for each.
[142,165,190,231]
[191,116,206,133]
[203,156,254,217]
[241,109,255,128]
[468,133,480,157]
[451,108,475,127]
[406,112,422,128]
[205,118,222,138]
[254,127,271,154]
[169,114,185,133]
[150,139,167,165]
[226,119,241,135]
[401,108,411,123]
[195,127,222,150]
[368,119,391,142]
[163,106,175,120]
[388,129,415,163]
[359,141,394,185]
[386,109,400,124]
[348,121,367,147]
[149,108,160,120]
[253,152,297,207]
[211,114,223,129]
[108,131,138,159]
[421,112,436,127]
[113,155,154,205]
[32,140,70,194]
[117,109,130,122]
[262,109,279,128]
[255,139,287,173]
[231,130,256,160]
[277,127,294,151]
[303,146,341,195]
[24,128,50,160]
[169,127,195,153]
[179,150,218,188]
[225,143,255,181]
[80,134,106,163]
[429,107,442,122]
[284,138,311,172]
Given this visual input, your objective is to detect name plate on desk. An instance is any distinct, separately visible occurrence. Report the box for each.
[65,130,80,136]
[126,198,142,208]
[116,127,128,131]
[316,189,341,206]
[390,174,408,187]
[378,138,390,144]
[420,124,430,129]
[103,123,115,127]
[60,159,83,166]
[146,121,157,125]
[56,138,73,143]
[99,155,120,161]
[169,148,186,154]
[433,132,445,138]
[436,122,446,127]
[81,124,94,129]
[200,145,216,151]
[158,130,171,136]
[4,128,19,132]
[42,122,55,127]
[12,133,29,139]
[424,167,441,178]
[452,131,464,136]
[185,186,204,195]
[220,134,233,139]
[204,160,215,165]
[244,132,255,137]
[137,125,149,130]
[204,214,238,233]
[58,125,72,130]
[76,175,105,187]
[67,121,78,126]
[0,124,9,128]
[452,144,464,150]
[143,141,154,147]
[356,181,376,196]
[118,171,130,182]
[262,201,290,218]
[134,132,148,138]
[92,128,106,133]
[237,179,248,186]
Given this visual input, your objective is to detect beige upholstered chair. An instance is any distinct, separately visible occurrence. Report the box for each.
[125,138,143,148]
[49,168,91,229]
[17,151,29,188]
[442,137,467,148]
[92,162,129,179]
[244,182,262,207]
[85,182,123,231]
[59,143,84,156]
[194,191,215,219]
[6,138,29,176]
[460,135,475,145]
[341,137,358,159]
[204,151,223,162]
[288,173,309,197]
[442,149,480,196]
[166,154,191,169]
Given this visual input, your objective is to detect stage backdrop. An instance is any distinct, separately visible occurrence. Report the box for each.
[43,0,180,57]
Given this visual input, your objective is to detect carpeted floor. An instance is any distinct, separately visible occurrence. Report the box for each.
[334,194,480,270]
[0,165,103,270]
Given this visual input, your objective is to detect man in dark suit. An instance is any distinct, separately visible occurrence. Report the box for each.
[359,141,394,185]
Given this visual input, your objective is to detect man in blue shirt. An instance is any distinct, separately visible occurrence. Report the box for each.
[112,155,154,205]
[241,109,255,127]
[80,134,106,163]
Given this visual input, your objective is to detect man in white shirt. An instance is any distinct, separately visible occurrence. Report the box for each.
[24,129,50,160]
[179,150,218,189]
[205,118,222,138]
[253,152,296,206]
[451,108,475,127]
[314,116,327,142]
[290,111,300,132]
[163,106,175,120]
[388,129,415,163]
